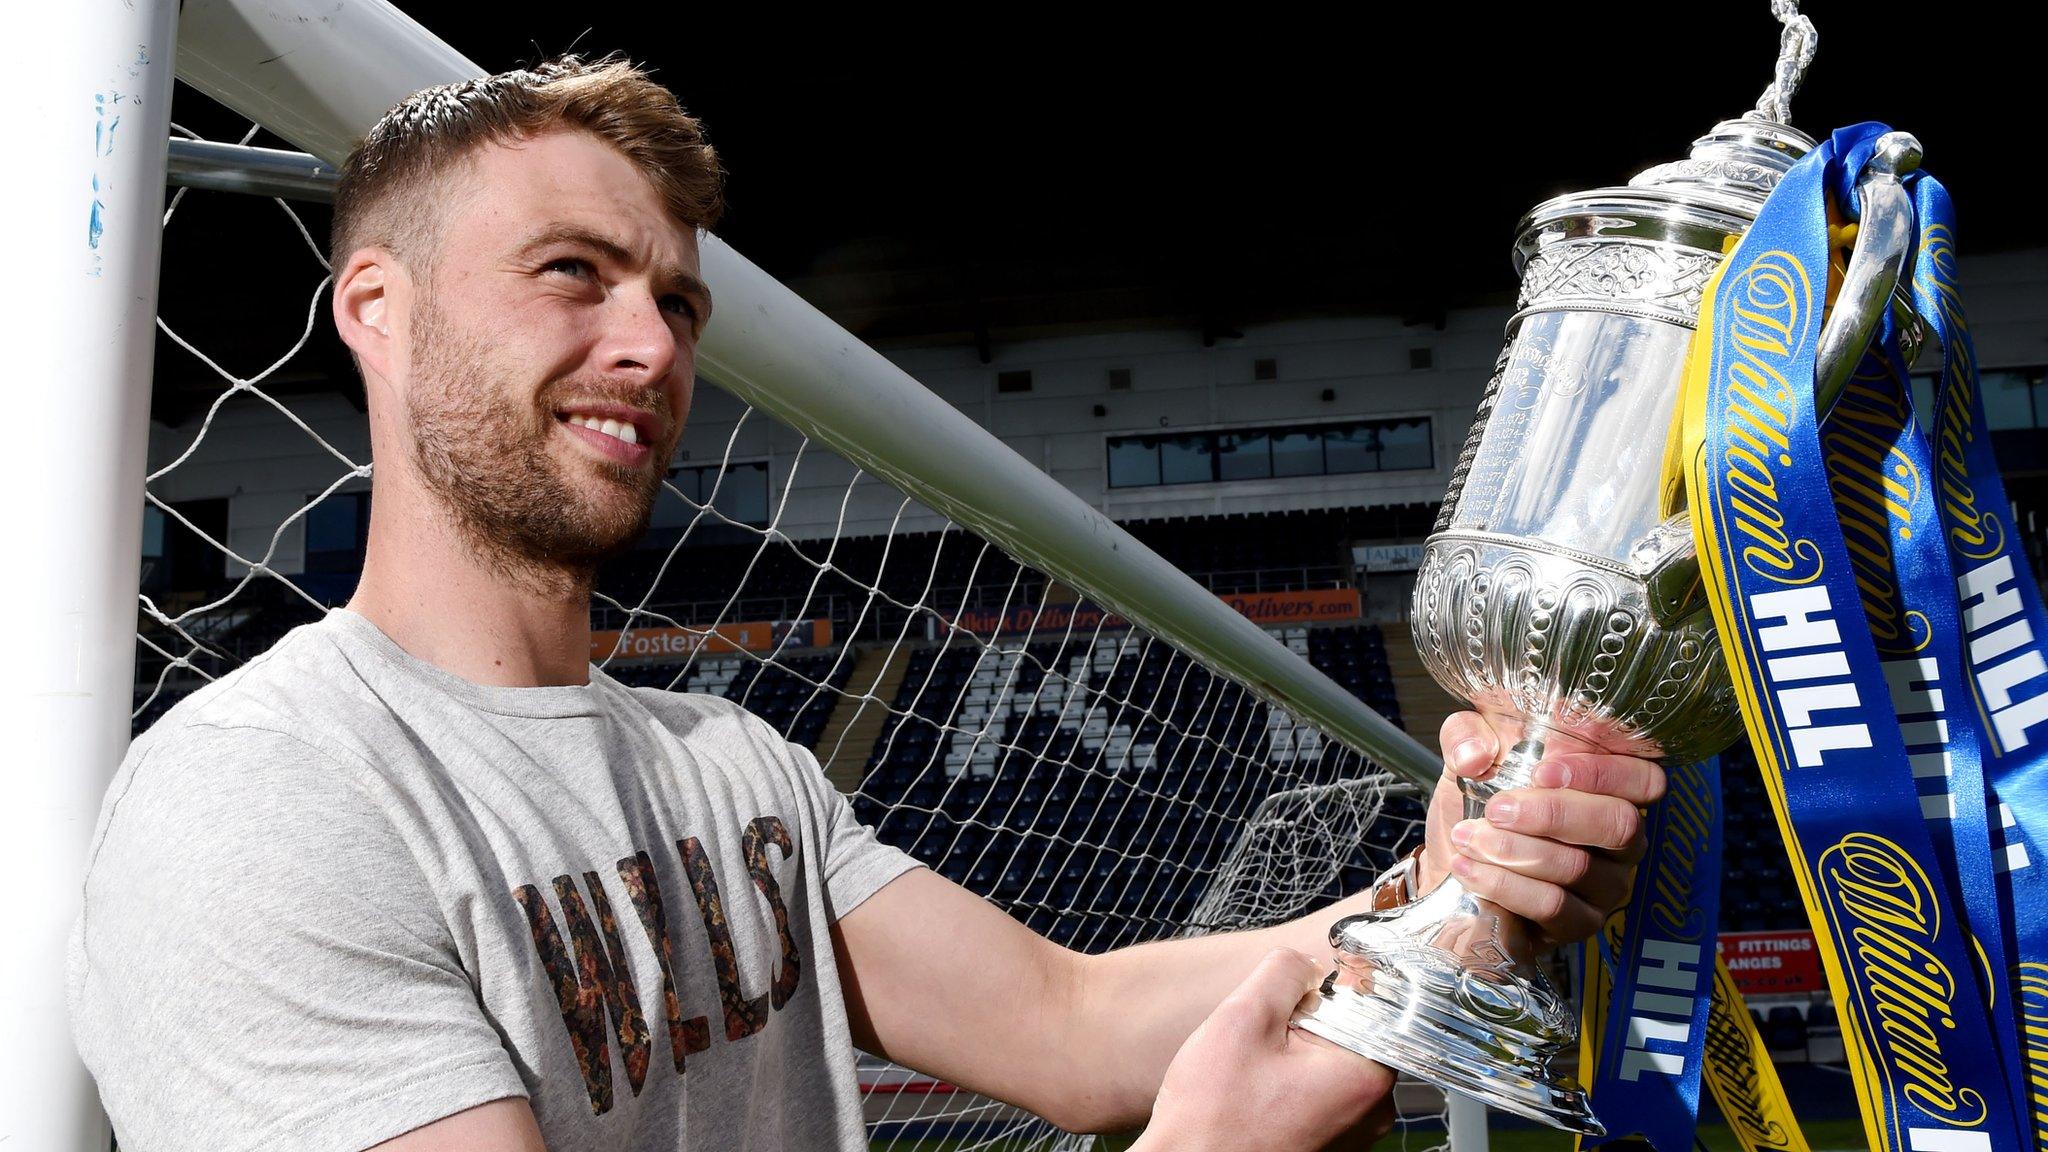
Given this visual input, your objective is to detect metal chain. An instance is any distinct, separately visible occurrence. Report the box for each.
[1749,0,1818,124]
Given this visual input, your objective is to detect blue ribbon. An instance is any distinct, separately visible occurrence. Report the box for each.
[1584,757,1722,1150]
[1689,122,2023,1152]
[1821,247,2026,1142]
[1910,169,2048,1150]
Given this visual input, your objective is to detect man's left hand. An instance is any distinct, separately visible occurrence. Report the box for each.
[1418,710,1667,949]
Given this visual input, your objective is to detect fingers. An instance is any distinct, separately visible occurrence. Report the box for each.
[1450,819,1636,911]
[1363,1091,1398,1144]
[1217,948,1327,1045]
[1439,711,1667,806]
[1287,1030,1399,1127]
[1530,753,1667,806]
[1438,712,1499,780]
[1483,788,1645,859]
[1427,715,1663,948]
[1449,853,1604,944]
[1305,1088,1398,1151]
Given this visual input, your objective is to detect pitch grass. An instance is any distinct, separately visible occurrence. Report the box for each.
[871,1118,1874,1150]
[1450,1118,1868,1150]
[1482,1118,1870,1151]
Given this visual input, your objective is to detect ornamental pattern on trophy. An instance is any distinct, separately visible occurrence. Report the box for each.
[1411,533,1744,765]
[1631,157,1784,199]
[1432,345,1513,535]
[1517,241,1722,322]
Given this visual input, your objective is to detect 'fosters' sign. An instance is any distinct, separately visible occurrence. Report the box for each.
[593,620,833,664]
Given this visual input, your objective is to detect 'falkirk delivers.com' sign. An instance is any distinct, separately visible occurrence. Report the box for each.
[948,588,1362,637]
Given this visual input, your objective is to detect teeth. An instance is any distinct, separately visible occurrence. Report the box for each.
[564,414,640,447]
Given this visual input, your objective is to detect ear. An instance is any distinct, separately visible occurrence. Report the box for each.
[332,247,409,383]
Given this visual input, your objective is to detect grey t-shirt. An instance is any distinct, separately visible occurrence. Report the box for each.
[69,608,921,1152]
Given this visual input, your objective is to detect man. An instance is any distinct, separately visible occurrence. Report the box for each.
[70,58,1664,1151]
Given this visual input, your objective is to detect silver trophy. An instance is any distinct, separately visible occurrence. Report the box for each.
[1293,7,1924,1133]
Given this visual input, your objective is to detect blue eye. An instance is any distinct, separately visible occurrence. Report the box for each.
[544,258,591,278]
[661,295,698,321]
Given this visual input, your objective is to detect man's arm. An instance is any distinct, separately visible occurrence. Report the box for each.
[831,867,1100,1129]
[832,709,1666,1134]
[368,1099,549,1151]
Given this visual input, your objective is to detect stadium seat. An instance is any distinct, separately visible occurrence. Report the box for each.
[1764,1006,1807,1051]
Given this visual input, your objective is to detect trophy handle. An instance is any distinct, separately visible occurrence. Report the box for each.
[1814,131,1924,418]
[1629,511,1708,628]
[1625,133,1925,631]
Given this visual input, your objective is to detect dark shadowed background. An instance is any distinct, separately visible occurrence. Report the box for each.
[156,3,2032,420]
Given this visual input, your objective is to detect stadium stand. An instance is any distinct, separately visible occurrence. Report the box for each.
[1717,743,1804,932]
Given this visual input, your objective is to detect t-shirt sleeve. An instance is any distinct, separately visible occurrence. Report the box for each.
[70,721,527,1152]
[734,711,922,923]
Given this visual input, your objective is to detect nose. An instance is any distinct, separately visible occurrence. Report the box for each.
[596,287,681,385]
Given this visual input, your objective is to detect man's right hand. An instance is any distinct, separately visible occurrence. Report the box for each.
[1134,948,1395,1151]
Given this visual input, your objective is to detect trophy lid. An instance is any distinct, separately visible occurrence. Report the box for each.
[1514,117,1819,276]
[1514,4,1822,278]
[1628,116,1817,206]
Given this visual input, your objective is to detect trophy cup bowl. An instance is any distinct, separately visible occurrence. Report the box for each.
[1291,118,1926,1133]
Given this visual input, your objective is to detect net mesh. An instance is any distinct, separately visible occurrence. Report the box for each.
[134,94,1452,1151]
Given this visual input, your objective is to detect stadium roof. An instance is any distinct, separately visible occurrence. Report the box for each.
[156,3,2030,420]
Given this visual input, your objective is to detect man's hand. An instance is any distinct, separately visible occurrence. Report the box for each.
[1419,711,1666,949]
[1135,948,1394,1152]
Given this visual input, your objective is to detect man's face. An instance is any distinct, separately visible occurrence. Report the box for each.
[399,129,711,577]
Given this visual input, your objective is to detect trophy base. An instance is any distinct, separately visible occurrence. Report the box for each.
[1295,977,1602,1135]
[1290,879,1604,1136]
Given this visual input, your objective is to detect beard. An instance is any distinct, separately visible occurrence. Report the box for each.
[404,295,671,591]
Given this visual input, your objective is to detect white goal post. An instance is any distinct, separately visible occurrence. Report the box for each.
[9,2,1448,1148]
[12,5,182,1150]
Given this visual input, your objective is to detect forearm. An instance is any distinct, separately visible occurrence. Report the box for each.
[1070,861,1417,1133]
[1067,925,1291,1131]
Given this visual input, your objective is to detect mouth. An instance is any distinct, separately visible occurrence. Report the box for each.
[556,409,656,467]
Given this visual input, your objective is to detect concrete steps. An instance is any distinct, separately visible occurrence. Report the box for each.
[817,645,909,793]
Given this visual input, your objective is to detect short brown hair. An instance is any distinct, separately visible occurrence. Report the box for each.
[331,55,723,274]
